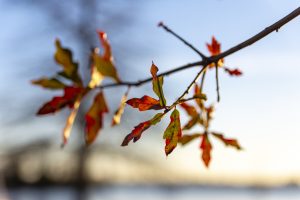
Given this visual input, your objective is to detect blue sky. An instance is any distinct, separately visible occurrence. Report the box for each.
[0,0,300,185]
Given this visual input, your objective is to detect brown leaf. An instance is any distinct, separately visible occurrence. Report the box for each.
[179,133,202,145]
[85,91,109,145]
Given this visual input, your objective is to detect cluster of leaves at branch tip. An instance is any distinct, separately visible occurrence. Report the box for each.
[32,29,242,168]
[32,30,124,147]
[176,37,243,167]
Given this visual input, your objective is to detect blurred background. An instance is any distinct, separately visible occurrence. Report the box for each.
[0,0,300,199]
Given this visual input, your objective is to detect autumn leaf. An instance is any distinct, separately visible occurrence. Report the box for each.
[62,97,81,146]
[194,84,205,109]
[200,133,212,167]
[31,77,66,90]
[126,95,163,111]
[163,109,182,156]
[150,62,167,107]
[121,113,164,146]
[212,132,242,150]
[88,52,104,88]
[112,88,130,126]
[183,115,202,130]
[54,39,82,85]
[179,133,202,145]
[206,36,224,67]
[91,31,120,83]
[224,67,243,76]
[37,86,84,115]
[180,102,197,117]
[85,91,109,145]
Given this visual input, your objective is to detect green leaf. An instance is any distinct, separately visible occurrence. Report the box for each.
[163,109,182,156]
[54,39,82,85]
[150,62,166,107]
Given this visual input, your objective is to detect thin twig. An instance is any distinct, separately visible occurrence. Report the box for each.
[158,22,207,59]
[98,7,300,90]
[215,63,220,102]
[200,70,207,91]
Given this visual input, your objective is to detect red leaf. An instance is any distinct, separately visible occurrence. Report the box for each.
[224,68,243,76]
[200,134,212,168]
[206,36,224,67]
[85,91,109,145]
[212,132,242,150]
[121,113,164,146]
[37,86,83,115]
[206,36,221,56]
[126,95,163,111]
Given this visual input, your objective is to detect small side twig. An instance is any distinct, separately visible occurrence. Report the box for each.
[158,22,207,60]
[215,62,220,102]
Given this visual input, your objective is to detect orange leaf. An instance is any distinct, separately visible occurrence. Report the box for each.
[200,133,212,167]
[180,102,197,117]
[111,89,129,126]
[85,91,109,145]
[224,68,243,76]
[212,132,242,150]
[183,115,202,130]
[37,86,84,115]
[126,95,163,111]
[121,113,164,146]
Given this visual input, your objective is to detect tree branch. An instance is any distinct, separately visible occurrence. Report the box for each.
[99,7,300,90]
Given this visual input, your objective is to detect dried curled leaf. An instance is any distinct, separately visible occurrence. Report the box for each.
[126,95,163,111]
[151,62,166,107]
[212,132,242,150]
[31,77,66,90]
[163,109,182,155]
[91,31,120,83]
[55,39,82,85]
[37,86,84,115]
[200,133,212,168]
[121,113,164,146]
[85,91,109,145]
[179,133,202,145]
[112,89,129,126]
[224,68,243,76]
